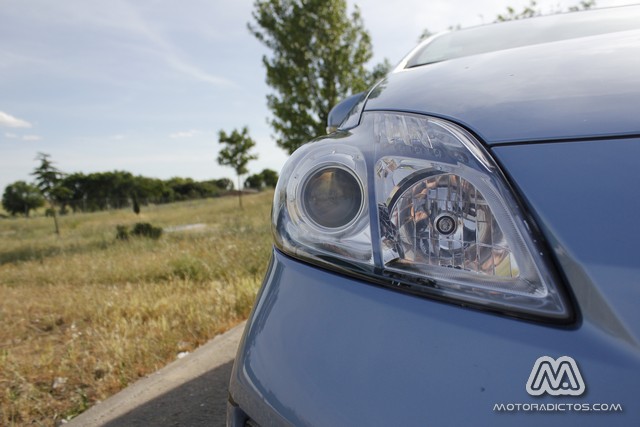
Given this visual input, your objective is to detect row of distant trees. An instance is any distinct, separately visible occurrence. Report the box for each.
[2,153,278,219]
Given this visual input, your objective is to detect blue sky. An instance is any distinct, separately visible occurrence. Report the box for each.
[0,0,629,191]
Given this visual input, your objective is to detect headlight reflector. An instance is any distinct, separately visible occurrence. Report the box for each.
[383,171,519,279]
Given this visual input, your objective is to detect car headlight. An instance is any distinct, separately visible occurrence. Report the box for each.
[273,111,572,322]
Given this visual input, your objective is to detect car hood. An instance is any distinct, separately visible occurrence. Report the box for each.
[364,29,640,145]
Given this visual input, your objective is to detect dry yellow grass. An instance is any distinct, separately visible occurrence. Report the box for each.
[0,192,273,426]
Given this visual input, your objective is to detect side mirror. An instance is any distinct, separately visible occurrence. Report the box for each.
[326,92,366,134]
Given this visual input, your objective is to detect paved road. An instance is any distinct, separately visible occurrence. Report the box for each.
[68,322,245,427]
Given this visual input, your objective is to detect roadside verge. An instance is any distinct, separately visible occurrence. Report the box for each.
[67,321,246,426]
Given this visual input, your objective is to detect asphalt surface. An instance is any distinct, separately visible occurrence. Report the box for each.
[67,322,245,427]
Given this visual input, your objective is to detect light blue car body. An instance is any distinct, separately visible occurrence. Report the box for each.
[228,7,640,426]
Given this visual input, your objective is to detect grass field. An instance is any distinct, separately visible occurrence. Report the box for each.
[0,192,273,426]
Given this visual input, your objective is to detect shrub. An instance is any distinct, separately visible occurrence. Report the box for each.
[131,222,162,239]
[116,223,162,240]
[170,256,210,281]
[115,225,129,240]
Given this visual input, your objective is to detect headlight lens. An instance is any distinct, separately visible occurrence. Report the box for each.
[301,166,363,230]
[273,111,571,322]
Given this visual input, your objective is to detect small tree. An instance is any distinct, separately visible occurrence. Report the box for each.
[217,127,258,208]
[1,181,44,217]
[31,152,64,234]
[260,168,279,188]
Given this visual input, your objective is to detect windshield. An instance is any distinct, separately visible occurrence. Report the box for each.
[406,5,640,68]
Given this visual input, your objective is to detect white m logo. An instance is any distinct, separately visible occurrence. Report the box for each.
[526,356,586,396]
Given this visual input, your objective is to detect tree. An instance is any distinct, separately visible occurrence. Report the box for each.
[495,0,595,22]
[1,181,44,217]
[217,127,258,208]
[368,59,392,87]
[213,178,234,191]
[418,28,434,43]
[31,152,64,234]
[132,193,141,215]
[249,0,383,154]
[245,168,280,190]
[567,0,596,12]
[244,173,264,190]
[260,168,279,187]
[51,185,73,214]
[419,1,596,41]
[495,0,541,21]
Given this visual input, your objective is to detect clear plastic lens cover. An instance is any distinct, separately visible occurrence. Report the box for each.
[379,168,522,283]
[273,111,571,321]
[274,142,373,266]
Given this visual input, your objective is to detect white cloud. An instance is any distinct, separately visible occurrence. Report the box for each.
[115,1,233,87]
[170,130,199,138]
[78,0,232,87]
[2,131,41,141]
[0,1,232,90]
[0,111,32,128]
[111,134,125,140]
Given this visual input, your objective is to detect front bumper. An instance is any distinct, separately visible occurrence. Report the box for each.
[228,248,638,426]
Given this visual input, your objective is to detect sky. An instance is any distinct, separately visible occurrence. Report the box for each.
[0,0,632,191]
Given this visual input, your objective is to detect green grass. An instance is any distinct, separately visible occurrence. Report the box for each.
[0,192,273,426]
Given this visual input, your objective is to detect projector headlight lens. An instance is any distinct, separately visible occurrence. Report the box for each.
[301,166,363,230]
